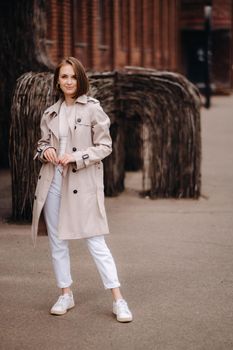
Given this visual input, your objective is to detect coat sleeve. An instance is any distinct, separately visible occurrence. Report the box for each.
[72,103,112,170]
[33,112,56,163]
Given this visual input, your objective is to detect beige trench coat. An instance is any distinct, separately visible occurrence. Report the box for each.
[31,94,112,246]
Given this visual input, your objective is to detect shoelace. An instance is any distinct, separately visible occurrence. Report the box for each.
[117,300,130,314]
[56,295,70,305]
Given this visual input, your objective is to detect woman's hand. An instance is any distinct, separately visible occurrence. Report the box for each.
[59,153,75,166]
[44,148,59,165]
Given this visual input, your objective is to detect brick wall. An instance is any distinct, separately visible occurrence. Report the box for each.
[180,0,232,30]
[212,0,232,29]
[45,0,232,89]
[45,0,179,72]
[180,0,233,90]
[46,0,73,65]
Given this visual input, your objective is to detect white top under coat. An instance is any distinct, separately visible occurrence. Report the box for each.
[58,101,76,156]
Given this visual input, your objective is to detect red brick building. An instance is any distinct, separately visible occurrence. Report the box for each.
[180,0,233,92]
[46,0,179,71]
[46,0,233,91]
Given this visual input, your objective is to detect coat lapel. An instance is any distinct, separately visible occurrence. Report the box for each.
[48,115,59,140]
[46,95,87,142]
[47,100,62,140]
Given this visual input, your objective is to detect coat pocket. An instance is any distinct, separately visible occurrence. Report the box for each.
[74,121,93,146]
[75,114,92,127]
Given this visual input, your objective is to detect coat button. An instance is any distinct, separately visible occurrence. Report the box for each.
[34,195,37,200]
[38,175,41,179]
[73,190,78,194]
[77,118,81,122]
[72,168,77,173]
[72,147,77,152]
[74,126,77,130]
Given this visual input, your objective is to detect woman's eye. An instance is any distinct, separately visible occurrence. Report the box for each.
[60,75,76,80]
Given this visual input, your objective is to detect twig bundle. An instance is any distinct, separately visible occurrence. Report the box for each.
[10,72,56,220]
[90,69,201,198]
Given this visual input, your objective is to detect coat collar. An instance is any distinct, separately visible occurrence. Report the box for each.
[46,94,88,116]
[76,94,88,104]
[47,95,88,141]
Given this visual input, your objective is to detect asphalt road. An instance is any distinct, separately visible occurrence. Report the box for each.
[0,96,233,350]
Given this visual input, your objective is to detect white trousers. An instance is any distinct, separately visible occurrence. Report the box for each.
[43,167,121,290]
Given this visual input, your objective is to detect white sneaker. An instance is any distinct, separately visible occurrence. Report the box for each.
[50,292,75,315]
[113,299,133,322]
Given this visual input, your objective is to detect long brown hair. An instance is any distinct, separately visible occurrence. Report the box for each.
[53,57,89,98]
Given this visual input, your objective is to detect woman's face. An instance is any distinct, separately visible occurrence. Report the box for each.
[58,64,78,98]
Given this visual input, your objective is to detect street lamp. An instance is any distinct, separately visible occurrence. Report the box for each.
[204,5,212,108]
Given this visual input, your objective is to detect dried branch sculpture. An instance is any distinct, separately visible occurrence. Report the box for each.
[10,68,201,221]
[10,72,56,221]
[90,68,201,198]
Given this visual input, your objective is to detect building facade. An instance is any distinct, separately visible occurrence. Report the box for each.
[180,0,233,92]
[46,0,233,91]
[46,0,179,71]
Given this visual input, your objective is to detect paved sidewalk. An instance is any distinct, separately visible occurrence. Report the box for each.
[0,96,233,350]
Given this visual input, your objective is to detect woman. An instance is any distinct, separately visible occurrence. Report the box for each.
[31,57,132,322]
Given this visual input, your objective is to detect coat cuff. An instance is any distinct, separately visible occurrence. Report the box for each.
[33,146,56,163]
[41,146,56,160]
[72,151,88,170]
